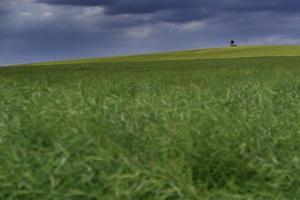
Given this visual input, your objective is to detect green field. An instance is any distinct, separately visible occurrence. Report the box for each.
[1,46,300,199]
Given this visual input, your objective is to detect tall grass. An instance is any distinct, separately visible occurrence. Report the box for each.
[1,57,300,199]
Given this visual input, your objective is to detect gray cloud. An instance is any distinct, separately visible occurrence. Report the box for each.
[37,0,300,12]
[38,0,202,14]
[37,0,113,6]
[35,0,300,24]
[0,0,10,17]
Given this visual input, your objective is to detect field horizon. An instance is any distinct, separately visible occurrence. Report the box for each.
[11,45,300,67]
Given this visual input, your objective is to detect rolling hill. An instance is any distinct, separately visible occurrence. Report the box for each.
[29,45,300,66]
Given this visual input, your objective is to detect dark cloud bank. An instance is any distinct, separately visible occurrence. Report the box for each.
[1,0,300,65]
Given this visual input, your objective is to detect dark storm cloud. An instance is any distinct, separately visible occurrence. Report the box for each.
[104,0,202,15]
[0,0,10,16]
[38,0,202,14]
[37,0,212,24]
[1,0,300,66]
[36,0,300,24]
[218,0,300,12]
[37,0,113,6]
[38,0,300,14]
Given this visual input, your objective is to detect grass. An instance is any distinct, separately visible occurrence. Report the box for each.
[1,46,300,199]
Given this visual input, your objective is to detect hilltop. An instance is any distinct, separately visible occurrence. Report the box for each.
[30,45,300,66]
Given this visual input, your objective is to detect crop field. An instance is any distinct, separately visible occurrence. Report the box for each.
[1,46,300,199]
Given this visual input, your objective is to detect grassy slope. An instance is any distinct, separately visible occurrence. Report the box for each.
[30,45,300,65]
[1,46,300,199]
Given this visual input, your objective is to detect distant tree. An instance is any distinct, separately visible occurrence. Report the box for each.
[230,40,237,47]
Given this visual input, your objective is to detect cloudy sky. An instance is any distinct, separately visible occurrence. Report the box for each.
[1,0,300,65]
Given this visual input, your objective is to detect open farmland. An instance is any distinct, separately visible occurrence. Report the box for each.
[0,46,300,199]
